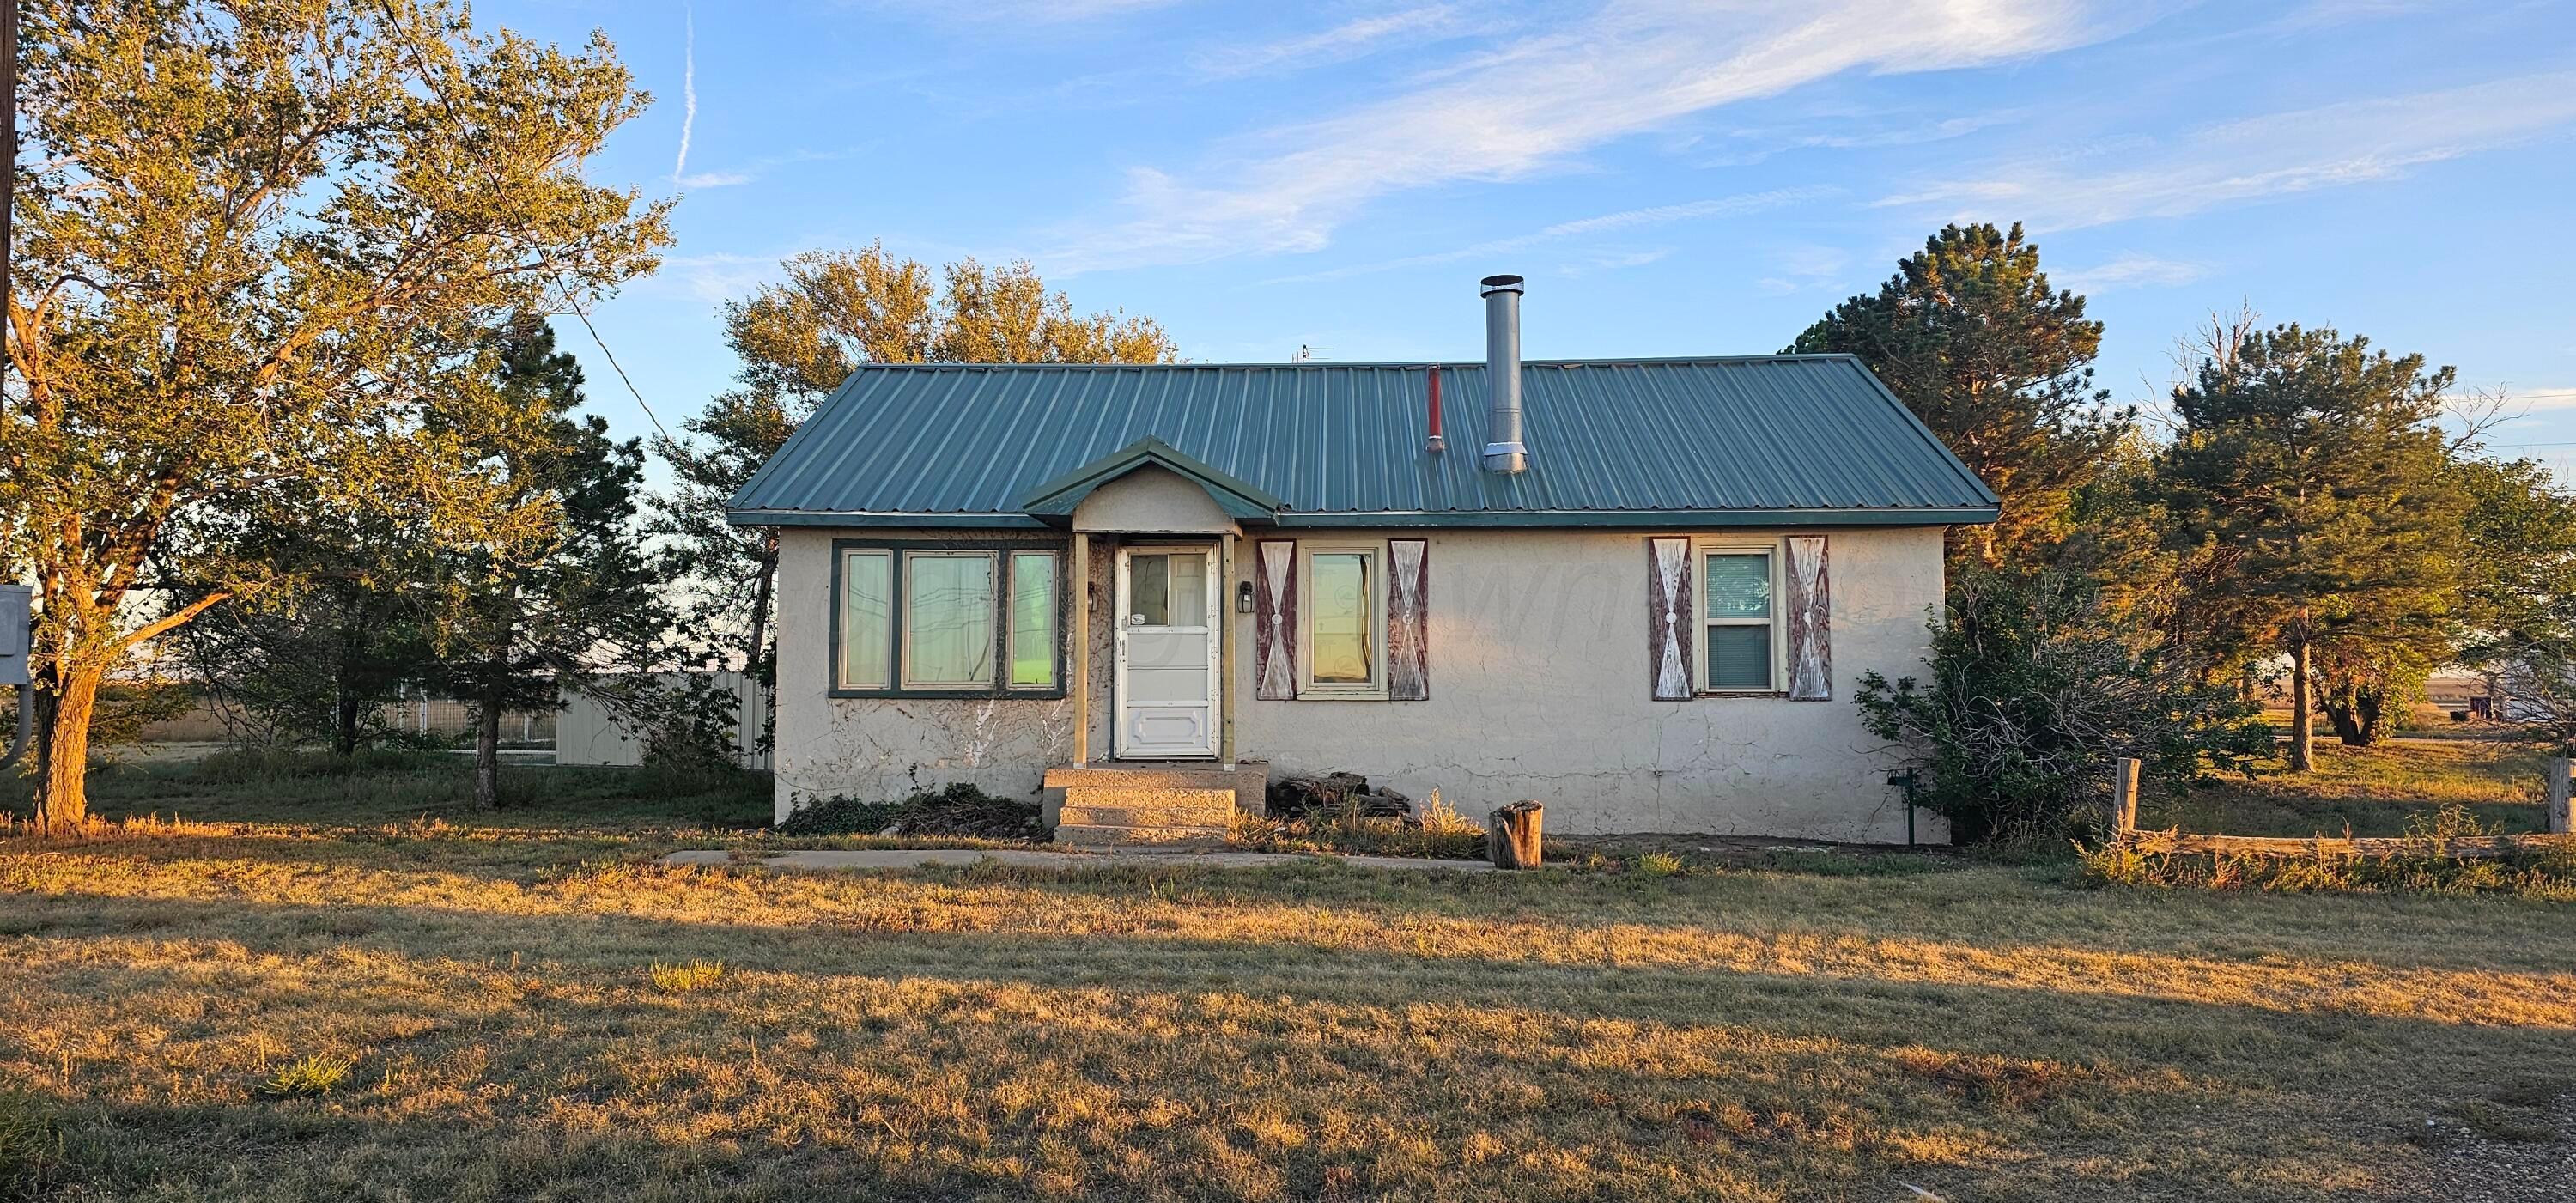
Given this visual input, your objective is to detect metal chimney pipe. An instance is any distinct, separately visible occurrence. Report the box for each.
[1479,274,1527,473]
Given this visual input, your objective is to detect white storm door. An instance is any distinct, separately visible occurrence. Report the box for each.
[1114,546,1221,758]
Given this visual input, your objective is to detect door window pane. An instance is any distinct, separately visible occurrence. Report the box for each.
[839,550,891,690]
[1128,552,1208,627]
[903,552,995,687]
[1706,624,1771,690]
[1008,552,1057,689]
[1309,552,1374,684]
[1129,553,1169,625]
[1166,553,1207,625]
[1705,554,1772,618]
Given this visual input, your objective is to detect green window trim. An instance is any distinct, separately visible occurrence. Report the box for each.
[829,538,1069,700]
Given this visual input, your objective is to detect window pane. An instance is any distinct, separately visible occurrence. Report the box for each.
[1008,552,1056,688]
[1168,553,1207,624]
[904,552,995,687]
[839,550,891,690]
[1309,552,1373,684]
[1705,554,1772,618]
[1707,624,1771,690]
[1129,553,1170,626]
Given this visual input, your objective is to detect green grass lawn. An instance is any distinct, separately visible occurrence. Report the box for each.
[1,750,2570,1200]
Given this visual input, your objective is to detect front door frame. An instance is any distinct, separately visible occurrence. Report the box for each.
[1112,541,1224,759]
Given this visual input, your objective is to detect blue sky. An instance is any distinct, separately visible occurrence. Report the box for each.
[487,0,2576,475]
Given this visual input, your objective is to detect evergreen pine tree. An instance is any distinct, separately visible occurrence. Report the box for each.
[2158,325,2462,769]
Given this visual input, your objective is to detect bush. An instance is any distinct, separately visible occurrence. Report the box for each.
[1857,568,2273,842]
[1230,787,1487,860]
[775,783,1041,838]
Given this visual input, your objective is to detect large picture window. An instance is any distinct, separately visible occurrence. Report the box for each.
[832,540,1064,697]
[1298,542,1387,696]
[1695,543,1781,693]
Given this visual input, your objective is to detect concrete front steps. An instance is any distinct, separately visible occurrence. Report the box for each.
[1043,762,1269,849]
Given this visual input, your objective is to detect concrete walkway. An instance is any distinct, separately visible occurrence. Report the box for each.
[665,848,1493,873]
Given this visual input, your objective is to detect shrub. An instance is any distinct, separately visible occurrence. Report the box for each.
[1230,787,1487,860]
[2079,808,2576,899]
[774,795,905,836]
[1631,851,1686,877]
[775,783,1040,838]
[1856,568,2273,842]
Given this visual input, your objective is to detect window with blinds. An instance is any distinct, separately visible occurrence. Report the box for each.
[1697,546,1778,693]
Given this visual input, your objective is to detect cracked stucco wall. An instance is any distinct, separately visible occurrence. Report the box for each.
[771,520,1947,842]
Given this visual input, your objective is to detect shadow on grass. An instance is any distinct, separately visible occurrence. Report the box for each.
[10,893,2559,1202]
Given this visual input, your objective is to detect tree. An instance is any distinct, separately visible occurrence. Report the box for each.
[652,246,1177,685]
[175,572,431,755]
[2157,325,2463,770]
[1788,222,2130,565]
[1856,568,2271,842]
[0,0,669,824]
[422,319,662,809]
[2454,457,2576,659]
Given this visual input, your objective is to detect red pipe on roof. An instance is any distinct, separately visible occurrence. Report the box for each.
[1426,364,1446,453]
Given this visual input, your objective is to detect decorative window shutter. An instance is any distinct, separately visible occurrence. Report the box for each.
[1388,538,1430,700]
[1784,536,1832,701]
[1255,540,1298,700]
[1647,538,1693,701]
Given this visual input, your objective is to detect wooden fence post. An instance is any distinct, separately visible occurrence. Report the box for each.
[2550,757,2573,836]
[1487,801,1543,869]
[2110,757,2141,836]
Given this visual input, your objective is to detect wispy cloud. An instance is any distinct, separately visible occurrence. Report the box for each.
[1878,70,2576,228]
[1265,186,1836,283]
[1053,0,2150,271]
[671,6,696,187]
[2057,252,2209,292]
[677,171,751,189]
[2492,386,2576,413]
[1192,7,1476,79]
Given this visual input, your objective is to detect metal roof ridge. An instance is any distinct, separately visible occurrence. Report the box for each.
[815,354,1860,372]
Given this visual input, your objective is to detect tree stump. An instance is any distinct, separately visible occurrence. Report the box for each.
[1487,800,1543,869]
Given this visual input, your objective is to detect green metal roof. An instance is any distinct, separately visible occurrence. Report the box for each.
[726,355,1998,529]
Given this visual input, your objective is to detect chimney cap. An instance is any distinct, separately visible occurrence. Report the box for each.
[1479,274,1526,295]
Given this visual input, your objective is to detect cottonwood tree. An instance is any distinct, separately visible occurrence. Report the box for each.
[2157,325,2463,771]
[1788,222,2131,565]
[653,245,1177,686]
[422,319,663,809]
[0,0,670,824]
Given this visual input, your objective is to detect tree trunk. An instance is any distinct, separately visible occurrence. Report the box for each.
[1486,800,1543,869]
[37,667,103,830]
[335,693,363,757]
[2288,635,2314,772]
[472,690,503,810]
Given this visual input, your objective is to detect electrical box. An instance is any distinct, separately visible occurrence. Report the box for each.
[0,585,29,687]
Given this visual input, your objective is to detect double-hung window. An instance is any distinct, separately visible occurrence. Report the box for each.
[1696,543,1782,693]
[833,541,1064,697]
[1298,542,1388,696]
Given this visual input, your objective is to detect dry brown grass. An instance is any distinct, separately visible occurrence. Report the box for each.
[4,752,2573,1199]
[2,811,2572,1201]
[2144,738,2555,837]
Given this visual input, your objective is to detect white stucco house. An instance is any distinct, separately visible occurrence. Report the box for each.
[726,276,1996,843]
